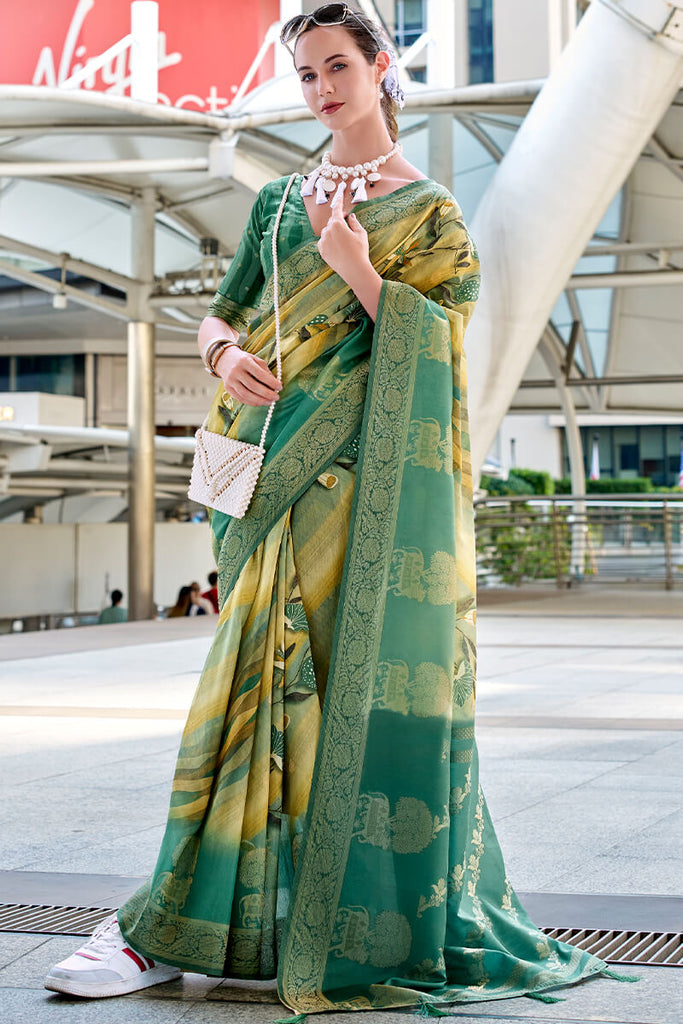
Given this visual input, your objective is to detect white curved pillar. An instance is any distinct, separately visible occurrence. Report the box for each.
[466,0,683,480]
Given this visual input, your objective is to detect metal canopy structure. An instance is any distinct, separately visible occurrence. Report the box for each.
[1,52,681,394]
[0,85,288,325]
[1,0,683,609]
[465,0,683,482]
[0,77,544,325]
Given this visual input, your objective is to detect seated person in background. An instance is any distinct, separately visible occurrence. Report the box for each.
[97,589,128,625]
[202,571,219,614]
[189,582,214,616]
[168,584,214,618]
[168,586,191,618]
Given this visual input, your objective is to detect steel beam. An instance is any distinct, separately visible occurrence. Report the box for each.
[0,158,209,177]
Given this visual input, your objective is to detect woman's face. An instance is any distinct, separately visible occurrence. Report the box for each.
[294,25,388,130]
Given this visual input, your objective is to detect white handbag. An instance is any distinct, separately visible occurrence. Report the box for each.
[187,172,297,518]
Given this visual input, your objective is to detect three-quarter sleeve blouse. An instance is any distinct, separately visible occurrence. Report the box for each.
[204,178,314,335]
[205,190,267,333]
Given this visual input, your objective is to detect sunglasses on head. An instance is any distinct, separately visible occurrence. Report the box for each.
[280,3,381,57]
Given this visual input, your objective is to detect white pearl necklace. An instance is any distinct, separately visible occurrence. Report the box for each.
[300,141,402,207]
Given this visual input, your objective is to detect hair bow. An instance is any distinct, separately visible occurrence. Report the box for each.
[382,59,406,109]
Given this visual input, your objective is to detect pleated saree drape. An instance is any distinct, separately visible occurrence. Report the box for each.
[118,176,626,1014]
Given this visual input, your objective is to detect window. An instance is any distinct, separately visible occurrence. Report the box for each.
[619,444,639,472]
[614,425,638,477]
[469,0,493,84]
[395,0,425,47]
[563,423,683,486]
[639,425,666,486]
[14,355,85,397]
[665,426,683,485]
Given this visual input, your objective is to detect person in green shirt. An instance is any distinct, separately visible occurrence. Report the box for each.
[97,589,128,624]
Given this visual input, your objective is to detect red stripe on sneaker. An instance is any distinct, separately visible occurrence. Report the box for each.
[121,946,149,972]
[76,952,102,961]
[143,956,156,970]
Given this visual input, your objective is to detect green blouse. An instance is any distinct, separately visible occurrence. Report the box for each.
[205,176,312,333]
[204,175,459,334]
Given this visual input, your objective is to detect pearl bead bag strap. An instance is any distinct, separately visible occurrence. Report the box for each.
[188,174,298,519]
[199,171,297,436]
[258,171,298,446]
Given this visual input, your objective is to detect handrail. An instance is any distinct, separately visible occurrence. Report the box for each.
[475,492,683,505]
[474,492,683,590]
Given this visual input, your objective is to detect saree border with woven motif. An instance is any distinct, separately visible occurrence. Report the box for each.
[275,271,613,1012]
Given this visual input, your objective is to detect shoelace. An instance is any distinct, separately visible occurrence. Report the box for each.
[81,914,124,958]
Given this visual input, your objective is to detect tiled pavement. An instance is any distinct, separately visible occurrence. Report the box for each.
[0,584,681,1023]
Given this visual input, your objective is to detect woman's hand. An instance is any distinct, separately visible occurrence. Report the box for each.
[317,197,383,321]
[215,345,283,407]
[317,195,370,280]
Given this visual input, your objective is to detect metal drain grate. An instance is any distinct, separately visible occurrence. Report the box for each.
[0,903,111,936]
[0,904,681,966]
[544,927,682,966]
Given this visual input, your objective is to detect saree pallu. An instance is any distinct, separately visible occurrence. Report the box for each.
[119,177,618,1014]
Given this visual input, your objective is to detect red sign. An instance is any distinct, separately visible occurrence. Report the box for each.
[2,0,280,112]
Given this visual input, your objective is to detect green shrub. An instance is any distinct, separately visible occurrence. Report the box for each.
[553,476,654,494]
[479,472,535,496]
[511,468,555,495]
[476,503,571,585]
[587,477,653,493]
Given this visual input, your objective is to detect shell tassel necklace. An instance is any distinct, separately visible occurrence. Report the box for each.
[300,141,402,208]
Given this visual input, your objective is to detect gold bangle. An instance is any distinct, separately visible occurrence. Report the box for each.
[208,340,241,376]
[201,334,238,359]
[202,341,225,377]
[202,337,241,377]
[201,334,240,358]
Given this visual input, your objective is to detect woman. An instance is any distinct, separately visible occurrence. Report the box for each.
[167,584,191,618]
[189,582,214,616]
[202,570,220,614]
[45,4,634,1015]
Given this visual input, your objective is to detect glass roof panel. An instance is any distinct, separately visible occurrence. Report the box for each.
[550,292,586,374]
[572,187,622,376]
[573,253,617,274]
[590,186,622,239]
[484,114,525,127]
[252,111,436,160]
[398,120,428,173]
[451,119,498,219]
[550,291,572,343]
[468,116,521,155]
[584,327,609,377]
[255,118,330,153]
[575,288,613,376]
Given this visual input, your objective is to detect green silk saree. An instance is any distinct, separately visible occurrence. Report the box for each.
[119,175,621,1014]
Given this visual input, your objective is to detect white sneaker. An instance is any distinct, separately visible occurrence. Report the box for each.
[44,912,182,998]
